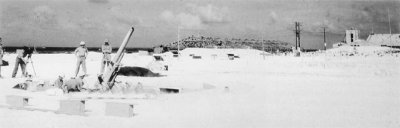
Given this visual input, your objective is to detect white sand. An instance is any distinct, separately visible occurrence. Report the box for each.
[0,47,399,128]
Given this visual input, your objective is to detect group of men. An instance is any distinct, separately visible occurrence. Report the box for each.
[74,39,112,77]
[0,38,113,78]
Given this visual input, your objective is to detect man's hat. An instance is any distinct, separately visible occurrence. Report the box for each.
[104,39,109,43]
[80,41,86,45]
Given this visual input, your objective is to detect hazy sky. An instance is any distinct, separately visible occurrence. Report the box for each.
[0,0,399,49]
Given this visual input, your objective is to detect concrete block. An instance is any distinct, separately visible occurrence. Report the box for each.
[153,56,164,61]
[203,83,216,89]
[6,95,29,108]
[211,54,217,59]
[295,52,301,57]
[224,86,230,92]
[227,54,235,60]
[58,100,85,115]
[153,47,163,54]
[172,51,179,57]
[160,87,181,94]
[105,102,134,117]
[138,50,149,56]
[164,65,168,71]
[192,56,202,59]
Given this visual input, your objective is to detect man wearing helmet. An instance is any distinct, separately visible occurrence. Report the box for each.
[74,41,88,77]
[100,39,112,74]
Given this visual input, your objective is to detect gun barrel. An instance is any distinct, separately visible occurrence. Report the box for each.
[102,27,135,89]
[112,27,134,63]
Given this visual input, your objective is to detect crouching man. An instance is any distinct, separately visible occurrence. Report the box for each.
[62,75,85,93]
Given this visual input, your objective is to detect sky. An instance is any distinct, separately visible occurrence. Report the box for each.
[0,0,399,49]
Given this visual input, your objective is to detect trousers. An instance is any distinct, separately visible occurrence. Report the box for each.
[75,56,87,77]
[12,58,27,77]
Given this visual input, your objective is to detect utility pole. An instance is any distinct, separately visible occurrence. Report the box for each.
[177,26,180,54]
[388,8,392,45]
[261,33,265,60]
[322,26,327,50]
[388,8,391,35]
[295,22,298,50]
[371,24,374,34]
[294,22,302,50]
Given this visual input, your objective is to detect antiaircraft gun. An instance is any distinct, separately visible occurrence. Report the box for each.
[99,27,134,91]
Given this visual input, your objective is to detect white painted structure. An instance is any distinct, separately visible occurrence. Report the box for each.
[366,34,400,46]
[345,29,360,44]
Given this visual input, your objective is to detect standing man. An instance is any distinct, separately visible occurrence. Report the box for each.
[12,46,31,78]
[0,37,3,78]
[75,41,88,77]
[100,39,112,74]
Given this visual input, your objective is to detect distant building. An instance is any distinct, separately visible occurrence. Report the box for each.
[345,29,360,44]
[366,34,400,47]
[337,28,400,48]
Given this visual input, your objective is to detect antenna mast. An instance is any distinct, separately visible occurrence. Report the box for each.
[388,8,391,35]
[177,26,180,54]
[322,26,327,50]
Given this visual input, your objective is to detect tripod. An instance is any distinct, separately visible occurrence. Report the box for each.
[26,57,37,76]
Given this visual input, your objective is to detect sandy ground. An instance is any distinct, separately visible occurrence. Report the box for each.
[0,47,399,128]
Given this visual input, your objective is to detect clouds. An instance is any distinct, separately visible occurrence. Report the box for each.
[304,1,400,38]
[1,0,399,48]
[88,0,109,4]
[267,11,278,25]
[160,4,230,29]
[32,6,58,28]
[194,4,230,24]
[0,1,145,46]
[353,1,400,33]
[161,10,203,29]
[109,6,143,26]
